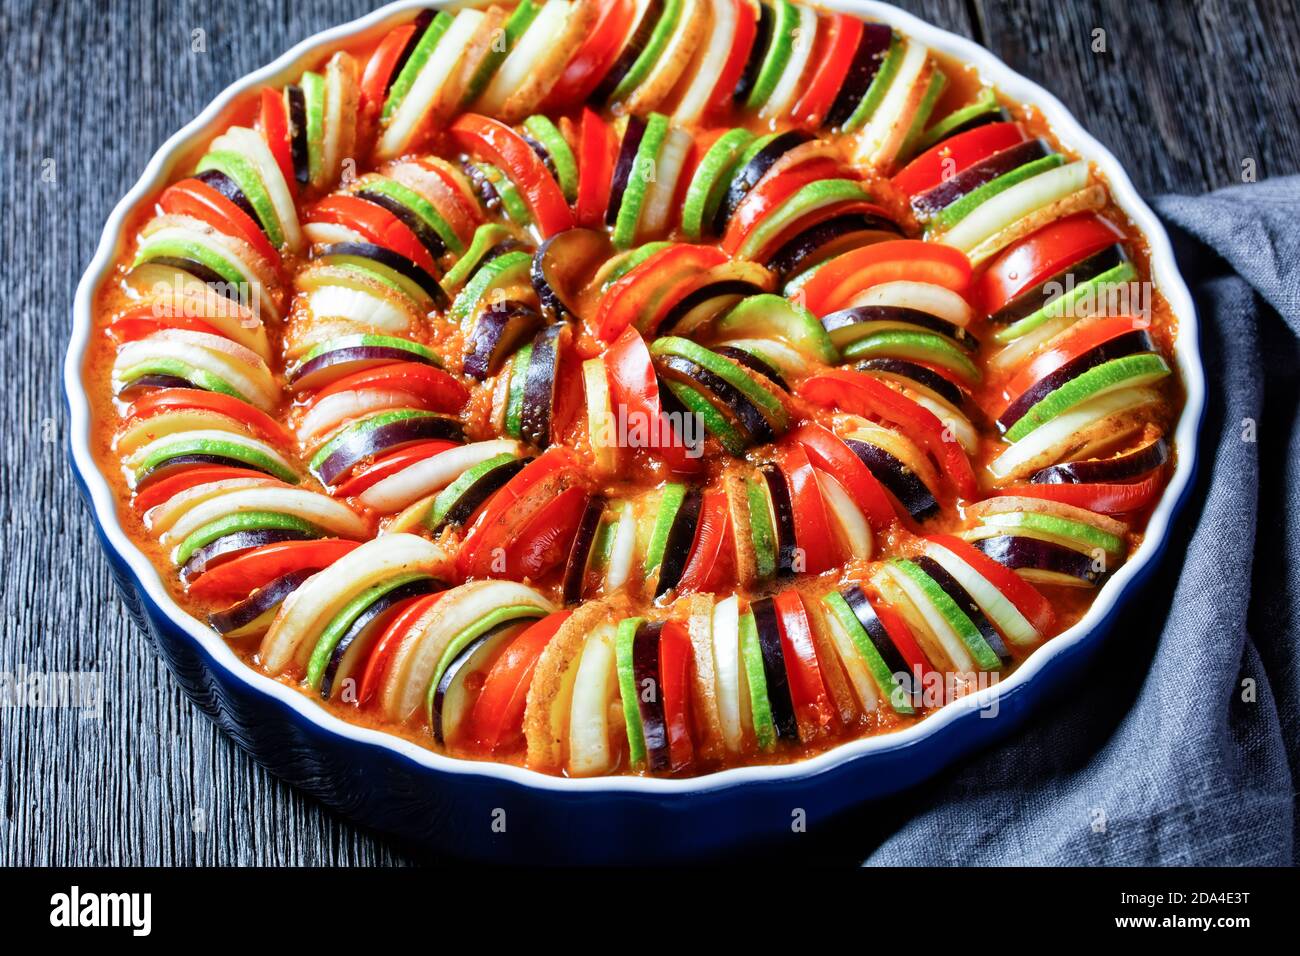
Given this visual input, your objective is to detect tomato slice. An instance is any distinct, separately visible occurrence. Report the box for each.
[502,485,590,580]
[357,591,446,706]
[708,0,761,117]
[359,22,418,123]
[997,314,1148,410]
[471,610,573,751]
[187,538,361,602]
[773,590,836,737]
[126,388,294,449]
[978,213,1128,315]
[787,422,896,531]
[329,440,460,499]
[796,240,972,316]
[675,490,731,594]
[658,621,695,771]
[791,13,864,128]
[307,194,437,273]
[449,114,575,238]
[603,327,703,474]
[594,244,729,341]
[575,107,617,229]
[159,177,280,270]
[306,361,469,413]
[133,466,275,513]
[543,0,636,109]
[927,533,1057,636]
[721,158,847,254]
[778,443,842,575]
[408,158,482,243]
[259,87,296,199]
[798,369,979,500]
[456,448,584,579]
[891,121,1028,198]
[109,309,222,343]
[868,594,934,681]
[996,475,1164,515]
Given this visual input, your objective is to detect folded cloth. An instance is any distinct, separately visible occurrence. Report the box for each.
[834,177,1299,866]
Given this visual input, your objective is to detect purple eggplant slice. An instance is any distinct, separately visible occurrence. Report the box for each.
[825,22,894,130]
[1031,436,1169,485]
[914,556,1012,664]
[765,211,901,279]
[183,529,315,581]
[209,567,319,635]
[606,115,647,227]
[655,353,775,446]
[822,305,979,352]
[432,619,525,744]
[520,322,567,449]
[659,279,766,335]
[386,9,435,99]
[855,358,966,409]
[195,169,262,234]
[732,0,774,105]
[655,486,702,597]
[322,576,439,700]
[714,345,789,391]
[845,438,938,521]
[355,188,448,262]
[715,130,814,235]
[911,138,1051,219]
[990,245,1127,326]
[115,375,204,400]
[136,256,245,304]
[562,494,606,606]
[289,344,435,388]
[842,585,914,694]
[531,228,614,323]
[973,534,1106,586]
[463,300,542,380]
[316,242,447,308]
[286,85,309,186]
[997,330,1153,433]
[134,452,276,488]
[631,621,671,771]
[760,463,798,578]
[592,0,664,102]
[316,414,465,485]
[750,596,798,741]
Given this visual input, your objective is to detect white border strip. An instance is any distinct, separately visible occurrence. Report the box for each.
[64,0,1206,796]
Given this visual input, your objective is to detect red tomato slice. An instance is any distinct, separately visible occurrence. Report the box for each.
[159,177,280,270]
[357,591,446,706]
[658,621,695,771]
[259,87,296,199]
[997,314,1148,411]
[787,422,896,531]
[409,158,482,244]
[891,121,1028,198]
[868,594,935,680]
[359,22,418,123]
[456,448,584,579]
[471,610,573,751]
[126,388,294,449]
[594,244,729,341]
[927,533,1057,636]
[449,114,575,238]
[773,590,837,737]
[329,440,460,499]
[796,240,972,316]
[791,13,864,128]
[575,107,617,228]
[995,474,1164,515]
[543,0,636,109]
[501,485,590,580]
[721,158,847,254]
[109,310,222,343]
[798,369,979,500]
[675,490,731,594]
[186,538,360,603]
[778,443,842,574]
[306,361,469,413]
[978,213,1128,315]
[307,194,437,274]
[708,0,761,117]
[133,466,275,513]
[603,327,703,474]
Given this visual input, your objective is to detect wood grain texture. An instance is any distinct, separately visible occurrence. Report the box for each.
[1,0,1295,867]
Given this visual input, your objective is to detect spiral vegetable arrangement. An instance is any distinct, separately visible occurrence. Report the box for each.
[91,0,1181,777]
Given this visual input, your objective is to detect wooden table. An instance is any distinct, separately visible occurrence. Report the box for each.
[4,0,1296,865]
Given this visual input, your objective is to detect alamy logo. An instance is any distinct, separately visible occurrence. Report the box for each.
[49,886,152,936]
